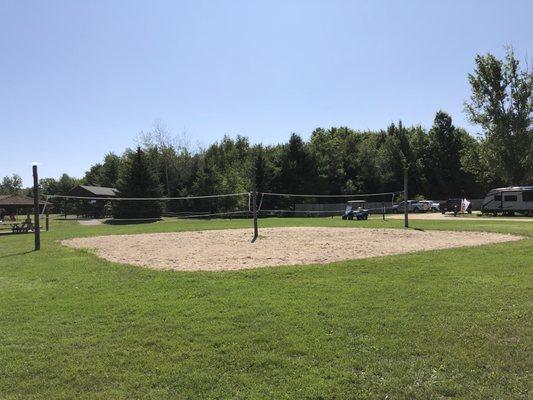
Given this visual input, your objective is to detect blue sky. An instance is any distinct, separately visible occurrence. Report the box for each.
[1,0,532,185]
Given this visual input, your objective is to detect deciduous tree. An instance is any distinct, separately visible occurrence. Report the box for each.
[465,48,533,185]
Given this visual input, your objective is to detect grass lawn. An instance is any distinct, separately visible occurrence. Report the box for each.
[0,217,531,399]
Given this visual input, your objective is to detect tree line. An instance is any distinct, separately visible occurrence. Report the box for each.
[2,49,531,218]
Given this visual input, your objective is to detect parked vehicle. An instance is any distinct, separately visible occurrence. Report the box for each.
[393,200,430,213]
[342,200,369,220]
[481,186,533,216]
[440,198,472,215]
[419,200,440,212]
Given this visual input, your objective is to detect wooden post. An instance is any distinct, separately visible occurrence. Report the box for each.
[382,201,385,221]
[32,165,41,250]
[251,188,258,243]
[403,166,409,228]
[46,212,49,232]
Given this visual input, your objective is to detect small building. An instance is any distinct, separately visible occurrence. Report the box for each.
[68,185,120,218]
[0,194,45,217]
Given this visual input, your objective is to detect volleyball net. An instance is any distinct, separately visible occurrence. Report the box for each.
[39,190,400,223]
[42,192,252,222]
[256,191,399,217]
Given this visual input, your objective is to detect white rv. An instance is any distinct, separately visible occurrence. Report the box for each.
[481,186,533,216]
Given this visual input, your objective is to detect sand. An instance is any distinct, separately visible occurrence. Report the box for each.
[77,219,103,226]
[61,227,522,272]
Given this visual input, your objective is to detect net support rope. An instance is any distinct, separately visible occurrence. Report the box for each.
[257,193,265,211]
[39,195,50,217]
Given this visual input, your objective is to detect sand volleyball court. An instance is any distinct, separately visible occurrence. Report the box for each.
[62,227,521,271]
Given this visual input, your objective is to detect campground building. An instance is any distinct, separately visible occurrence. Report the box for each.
[0,194,45,219]
[69,185,120,199]
[67,185,119,218]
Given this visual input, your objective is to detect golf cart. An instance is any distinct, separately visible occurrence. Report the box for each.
[342,200,368,220]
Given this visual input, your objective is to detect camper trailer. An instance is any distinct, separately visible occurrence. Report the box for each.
[481,186,533,216]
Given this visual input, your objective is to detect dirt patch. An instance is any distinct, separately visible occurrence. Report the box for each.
[77,219,102,226]
[61,227,522,272]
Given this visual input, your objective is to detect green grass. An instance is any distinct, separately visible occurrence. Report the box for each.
[0,217,532,399]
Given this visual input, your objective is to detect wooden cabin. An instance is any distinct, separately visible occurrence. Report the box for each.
[68,185,120,218]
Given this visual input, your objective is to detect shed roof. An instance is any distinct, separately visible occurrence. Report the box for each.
[73,185,120,197]
[0,195,44,206]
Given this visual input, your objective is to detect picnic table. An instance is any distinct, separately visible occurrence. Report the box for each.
[10,219,34,234]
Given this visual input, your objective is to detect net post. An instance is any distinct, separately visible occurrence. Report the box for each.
[403,166,409,228]
[32,165,41,250]
[382,201,385,221]
[251,189,258,243]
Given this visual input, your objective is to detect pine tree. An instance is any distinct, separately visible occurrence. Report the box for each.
[425,111,465,198]
[113,147,162,219]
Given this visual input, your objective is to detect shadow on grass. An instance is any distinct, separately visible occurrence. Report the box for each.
[104,219,161,226]
[0,250,35,259]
